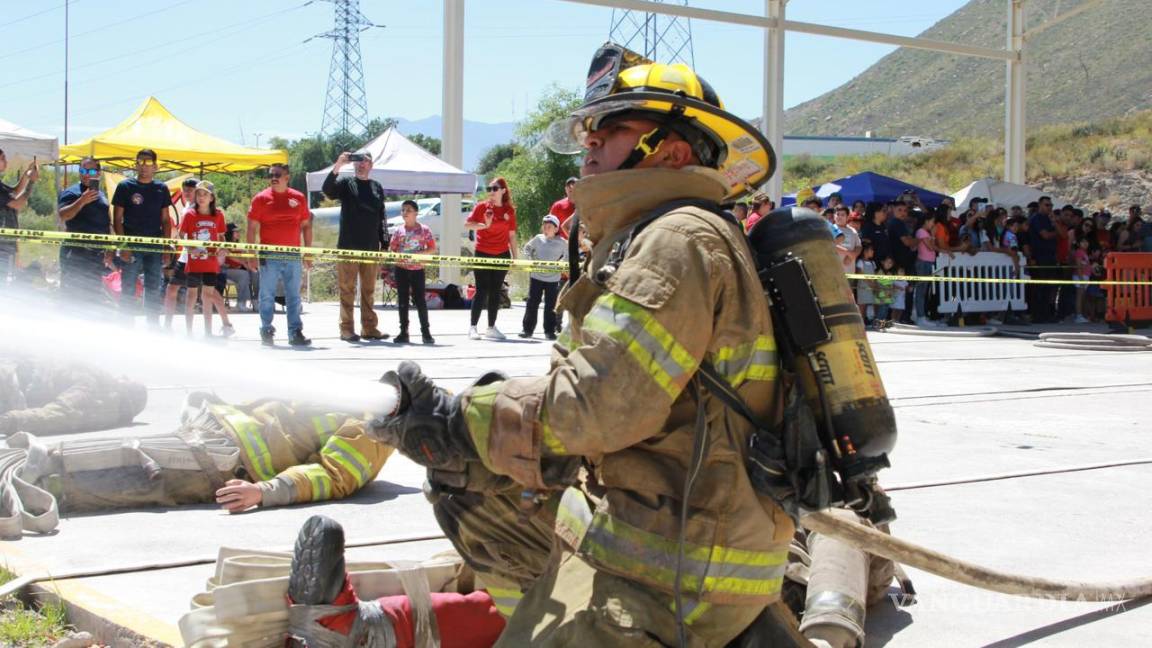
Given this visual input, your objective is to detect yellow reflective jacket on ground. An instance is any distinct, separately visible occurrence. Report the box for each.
[207,400,394,506]
[460,166,795,606]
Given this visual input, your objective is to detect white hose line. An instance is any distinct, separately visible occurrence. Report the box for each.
[884,458,1152,491]
[1035,341,1152,352]
[1038,332,1152,344]
[802,510,1152,602]
[882,324,999,338]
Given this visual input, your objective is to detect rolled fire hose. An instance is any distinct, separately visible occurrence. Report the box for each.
[801,510,1152,601]
[1034,332,1152,352]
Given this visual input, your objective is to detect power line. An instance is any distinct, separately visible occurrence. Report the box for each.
[0,1,314,93]
[0,0,72,30]
[0,0,197,63]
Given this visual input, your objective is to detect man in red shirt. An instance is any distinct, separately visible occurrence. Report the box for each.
[246,163,313,347]
[550,176,578,239]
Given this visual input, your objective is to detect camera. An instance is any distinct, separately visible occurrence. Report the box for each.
[348,153,367,162]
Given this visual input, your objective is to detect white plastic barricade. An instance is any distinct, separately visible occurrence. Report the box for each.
[934,252,1027,314]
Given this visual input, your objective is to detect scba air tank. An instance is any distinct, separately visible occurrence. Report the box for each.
[747,207,896,477]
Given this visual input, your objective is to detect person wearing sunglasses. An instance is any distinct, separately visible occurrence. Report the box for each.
[246,163,313,347]
[464,177,518,340]
[57,156,112,308]
[111,149,172,325]
[0,148,39,284]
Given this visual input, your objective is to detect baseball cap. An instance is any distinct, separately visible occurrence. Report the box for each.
[543,214,561,228]
[565,177,579,185]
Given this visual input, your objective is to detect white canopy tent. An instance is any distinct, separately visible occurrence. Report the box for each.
[306,127,477,194]
[951,178,1062,211]
[0,118,58,165]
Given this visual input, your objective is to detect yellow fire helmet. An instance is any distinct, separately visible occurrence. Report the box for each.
[545,42,776,201]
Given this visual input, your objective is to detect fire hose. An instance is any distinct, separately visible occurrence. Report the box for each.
[802,509,1152,602]
[1034,332,1152,351]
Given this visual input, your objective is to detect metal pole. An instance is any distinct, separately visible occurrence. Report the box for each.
[1004,0,1026,184]
[762,0,786,202]
[64,0,69,147]
[439,0,465,287]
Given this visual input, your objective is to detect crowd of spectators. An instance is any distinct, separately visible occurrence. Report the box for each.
[728,189,1151,328]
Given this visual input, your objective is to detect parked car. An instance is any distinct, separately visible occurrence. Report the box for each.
[386,198,476,255]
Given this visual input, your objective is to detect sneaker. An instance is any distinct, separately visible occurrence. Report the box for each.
[1074,315,1090,324]
[518,331,532,339]
[340,332,361,343]
[484,326,506,341]
[221,324,236,338]
[393,332,410,344]
[260,329,275,346]
[545,332,557,340]
[986,317,1003,326]
[421,331,435,345]
[468,326,481,340]
[289,332,312,347]
[916,317,937,328]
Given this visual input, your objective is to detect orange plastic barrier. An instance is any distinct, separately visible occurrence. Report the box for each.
[1105,253,1152,323]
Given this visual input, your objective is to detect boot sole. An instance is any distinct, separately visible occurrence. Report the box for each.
[287,515,347,605]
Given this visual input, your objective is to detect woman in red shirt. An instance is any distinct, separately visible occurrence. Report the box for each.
[178,181,234,338]
[464,177,518,340]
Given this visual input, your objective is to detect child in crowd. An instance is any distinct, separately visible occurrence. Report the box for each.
[1072,237,1093,324]
[873,255,897,325]
[889,260,909,324]
[388,199,437,344]
[855,241,877,322]
[519,215,568,340]
[177,181,234,338]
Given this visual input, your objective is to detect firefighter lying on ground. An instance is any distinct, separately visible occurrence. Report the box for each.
[0,357,147,437]
[9,391,393,514]
[279,509,902,648]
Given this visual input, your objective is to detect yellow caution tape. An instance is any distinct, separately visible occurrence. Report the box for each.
[4,228,1151,286]
[0,228,567,272]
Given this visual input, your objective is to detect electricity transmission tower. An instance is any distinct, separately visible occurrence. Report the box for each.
[313,0,379,136]
[608,0,695,66]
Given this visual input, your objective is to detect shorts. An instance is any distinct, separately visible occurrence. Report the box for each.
[183,271,216,289]
[1073,274,1090,289]
[168,262,189,287]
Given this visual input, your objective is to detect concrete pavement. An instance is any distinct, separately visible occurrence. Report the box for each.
[2,301,1150,646]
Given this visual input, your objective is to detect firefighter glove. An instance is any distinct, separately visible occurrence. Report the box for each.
[373,361,477,471]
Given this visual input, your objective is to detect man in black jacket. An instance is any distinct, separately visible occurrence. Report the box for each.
[323,151,389,342]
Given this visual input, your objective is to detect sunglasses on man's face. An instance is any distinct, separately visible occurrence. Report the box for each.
[268,172,284,179]
[79,168,101,176]
[136,160,156,167]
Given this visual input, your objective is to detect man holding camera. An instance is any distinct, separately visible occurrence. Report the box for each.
[323,151,389,342]
[57,157,113,307]
[0,149,39,283]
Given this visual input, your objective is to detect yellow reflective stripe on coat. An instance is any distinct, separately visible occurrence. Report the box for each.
[311,414,343,445]
[215,405,276,481]
[539,402,568,456]
[582,294,699,400]
[485,586,523,618]
[713,336,778,387]
[299,464,333,501]
[321,437,373,487]
[559,492,786,599]
[464,383,502,471]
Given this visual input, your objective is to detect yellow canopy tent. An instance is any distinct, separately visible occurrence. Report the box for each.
[59,97,287,173]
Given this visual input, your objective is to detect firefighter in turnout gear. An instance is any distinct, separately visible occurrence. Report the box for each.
[371,43,819,646]
[0,357,147,437]
[8,391,394,515]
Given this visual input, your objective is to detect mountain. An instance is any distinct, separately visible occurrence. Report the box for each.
[783,0,1152,139]
[394,116,516,172]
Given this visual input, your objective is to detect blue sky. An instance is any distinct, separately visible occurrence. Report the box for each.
[3,0,969,145]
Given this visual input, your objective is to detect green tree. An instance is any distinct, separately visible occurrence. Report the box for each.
[407,133,442,156]
[475,142,523,177]
[489,86,581,240]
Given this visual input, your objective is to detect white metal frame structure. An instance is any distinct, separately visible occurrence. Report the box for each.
[438,0,1102,280]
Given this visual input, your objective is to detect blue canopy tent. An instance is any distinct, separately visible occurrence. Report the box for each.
[781,172,948,208]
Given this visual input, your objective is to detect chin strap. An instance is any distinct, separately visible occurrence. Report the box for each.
[567,215,582,286]
[616,124,673,171]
